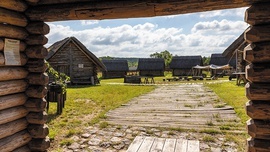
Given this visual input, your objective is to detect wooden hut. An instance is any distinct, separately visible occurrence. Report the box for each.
[137,58,165,76]
[170,56,203,76]
[0,1,269,151]
[102,59,129,78]
[46,37,106,84]
[209,53,236,76]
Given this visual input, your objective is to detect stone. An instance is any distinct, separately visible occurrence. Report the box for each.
[114,132,125,137]
[113,142,125,150]
[100,141,111,148]
[125,129,133,134]
[81,133,91,138]
[111,137,122,145]
[123,139,131,145]
[88,138,102,146]
[138,127,146,132]
[68,142,80,150]
[71,135,80,141]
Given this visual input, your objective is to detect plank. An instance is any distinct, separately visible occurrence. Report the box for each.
[162,138,176,152]
[150,137,165,152]
[126,136,145,152]
[137,137,155,152]
[187,140,200,152]
[175,139,187,152]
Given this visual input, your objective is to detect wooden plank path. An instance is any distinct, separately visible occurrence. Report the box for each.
[106,84,243,131]
[127,136,199,152]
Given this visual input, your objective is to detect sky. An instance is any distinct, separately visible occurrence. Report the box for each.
[45,7,249,58]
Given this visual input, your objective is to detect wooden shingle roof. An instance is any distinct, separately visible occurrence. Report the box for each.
[209,53,236,68]
[102,60,129,72]
[46,37,106,71]
[137,58,165,71]
[170,56,203,69]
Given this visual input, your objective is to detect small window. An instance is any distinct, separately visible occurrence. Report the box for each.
[78,64,84,68]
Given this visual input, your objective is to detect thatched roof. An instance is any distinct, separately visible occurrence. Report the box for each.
[170,56,203,69]
[46,37,106,71]
[209,53,236,68]
[137,58,165,71]
[102,59,129,72]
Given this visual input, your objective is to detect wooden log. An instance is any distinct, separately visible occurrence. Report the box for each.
[25,0,40,5]
[247,119,270,140]
[0,52,28,66]
[26,111,47,125]
[246,82,270,101]
[26,85,47,98]
[244,42,270,63]
[0,80,28,96]
[0,106,28,125]
[247,137,270,152]
[13,145,31,152]
[0,7,28,27]
[27,73,49,85]
[0,24,28,40]
[25,35,48,45]
[28,137,50,151]
[0,130,32,152]
[0,93,27,111]
[24,98,47,112]
[26,59,48,73]
[0,67,28,81]
[246,64,270,82]
[245,25,270,43]
[246,100,270,120]
[28,124,49,138]
[0,38,27,51]
[0,0,28,12]
[25,45,48,59]
[0,118,28,139]
[245,2,270,26]
[26,22,50,35]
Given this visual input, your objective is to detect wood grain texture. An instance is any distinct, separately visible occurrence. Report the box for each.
[246,100,270,120]
[26,111,47,125]
[245,2,270,25]
[24,98,47,112]
[247,137,270,152]
[247,119,270,140]
[0,0,28,12]
[0,67,28,81]
[0,7,28,27]
[0,93,27,111]
[0,80,28,96]
[26,21,50,35]
[0,23,28,40]
[246,82,270,101]
[28,136,50,151]
[246,64,270,82]
[0,106,28,125]
[0,118,28,139]
[245,25,270,43]
[244,42,270,63]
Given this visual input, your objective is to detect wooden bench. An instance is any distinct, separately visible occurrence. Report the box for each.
[127,136,199,152]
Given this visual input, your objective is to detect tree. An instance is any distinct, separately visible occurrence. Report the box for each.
[150,50,172,67]
[202,56,211,65]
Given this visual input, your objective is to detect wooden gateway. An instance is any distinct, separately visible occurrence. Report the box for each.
[137,58,165,76]
[46,37,106,84]
[102,59,129,78]
[170,56,203,76]
[0,0,269,151]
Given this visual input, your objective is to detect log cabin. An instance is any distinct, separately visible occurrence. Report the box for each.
[102,59,129,78]
[137,58,165,76]
[169,56,203,76]
[209,53,236,76]
[46,37,106,85]
[0,0,269,151]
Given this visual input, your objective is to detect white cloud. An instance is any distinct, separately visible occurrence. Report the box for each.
[80,20,99,25]
[46,19,245,58]
[199,7,247,18]
[191,19,248,34]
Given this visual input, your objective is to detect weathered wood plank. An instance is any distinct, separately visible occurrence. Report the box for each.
[126,136,145,152]
[245,2,270,26]
[0,130,31,152]
[0,7,28,27]
[0,93,27,111]
[0,106,28,125]
[175,139,187,152]
[150,137,165,152]
[0,24,28,40]
[0,0,28,12]
[137,136,155,152]
[187,140,200,152]
[162,138,176,152]
[0,118,28,139]
[0,67,28,81]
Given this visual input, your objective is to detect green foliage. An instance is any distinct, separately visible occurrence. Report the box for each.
[202,56,211,65]
[150,50,172,67]
[99,56,114,60]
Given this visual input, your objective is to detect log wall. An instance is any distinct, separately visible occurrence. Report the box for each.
[0,1,50,151]
[244,2,270,151]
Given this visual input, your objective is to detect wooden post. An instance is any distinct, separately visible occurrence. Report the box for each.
[245,2,270,151]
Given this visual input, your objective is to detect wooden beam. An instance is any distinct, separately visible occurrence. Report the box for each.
[25,35,48,45]
[247,138,270,152]
[0,24,28,40]
[24,98,47,112]
[246,64,270,82]
[26,22,50,35]
[26,111,47,125]
[246,82,270,101]
[26,0,262,22]
[28,124,49,138]
[0,0,28,12]
[26,59,48,73]
[0,118,28,139]
[247,119,270,140]
[0,67,28,81]
[246,100,270,120]
[27,73,49,85]
[244,42,270,63]
[0,7,28,27]
[0,106,28,125]
[0,80,28,96]
[245,25,270,43]
[0,93,27,111]
[245,2,270,26]
[28,137,50,151]
[25,45,48,59]
[26,85,47,98]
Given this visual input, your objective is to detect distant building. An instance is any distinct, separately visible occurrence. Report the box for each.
[137,58,165,76]
[170,56,203,76]
[102,59,129,78]
[209,53,236,76]
[46,37,106,84]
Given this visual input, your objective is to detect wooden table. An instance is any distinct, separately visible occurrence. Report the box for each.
[233,72,247,85]
[127,136,199,152]
[140,76,155,84]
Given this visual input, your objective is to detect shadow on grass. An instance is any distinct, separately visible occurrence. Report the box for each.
[67,84,101,88]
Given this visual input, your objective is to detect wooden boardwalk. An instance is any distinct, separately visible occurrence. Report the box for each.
[106,84,243,131]
[127,136,199,152]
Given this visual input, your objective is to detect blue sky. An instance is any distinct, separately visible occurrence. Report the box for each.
[46,7,249,58]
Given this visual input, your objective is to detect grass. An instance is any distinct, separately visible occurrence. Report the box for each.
[47,78,155,149]
[202,135,216,142]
